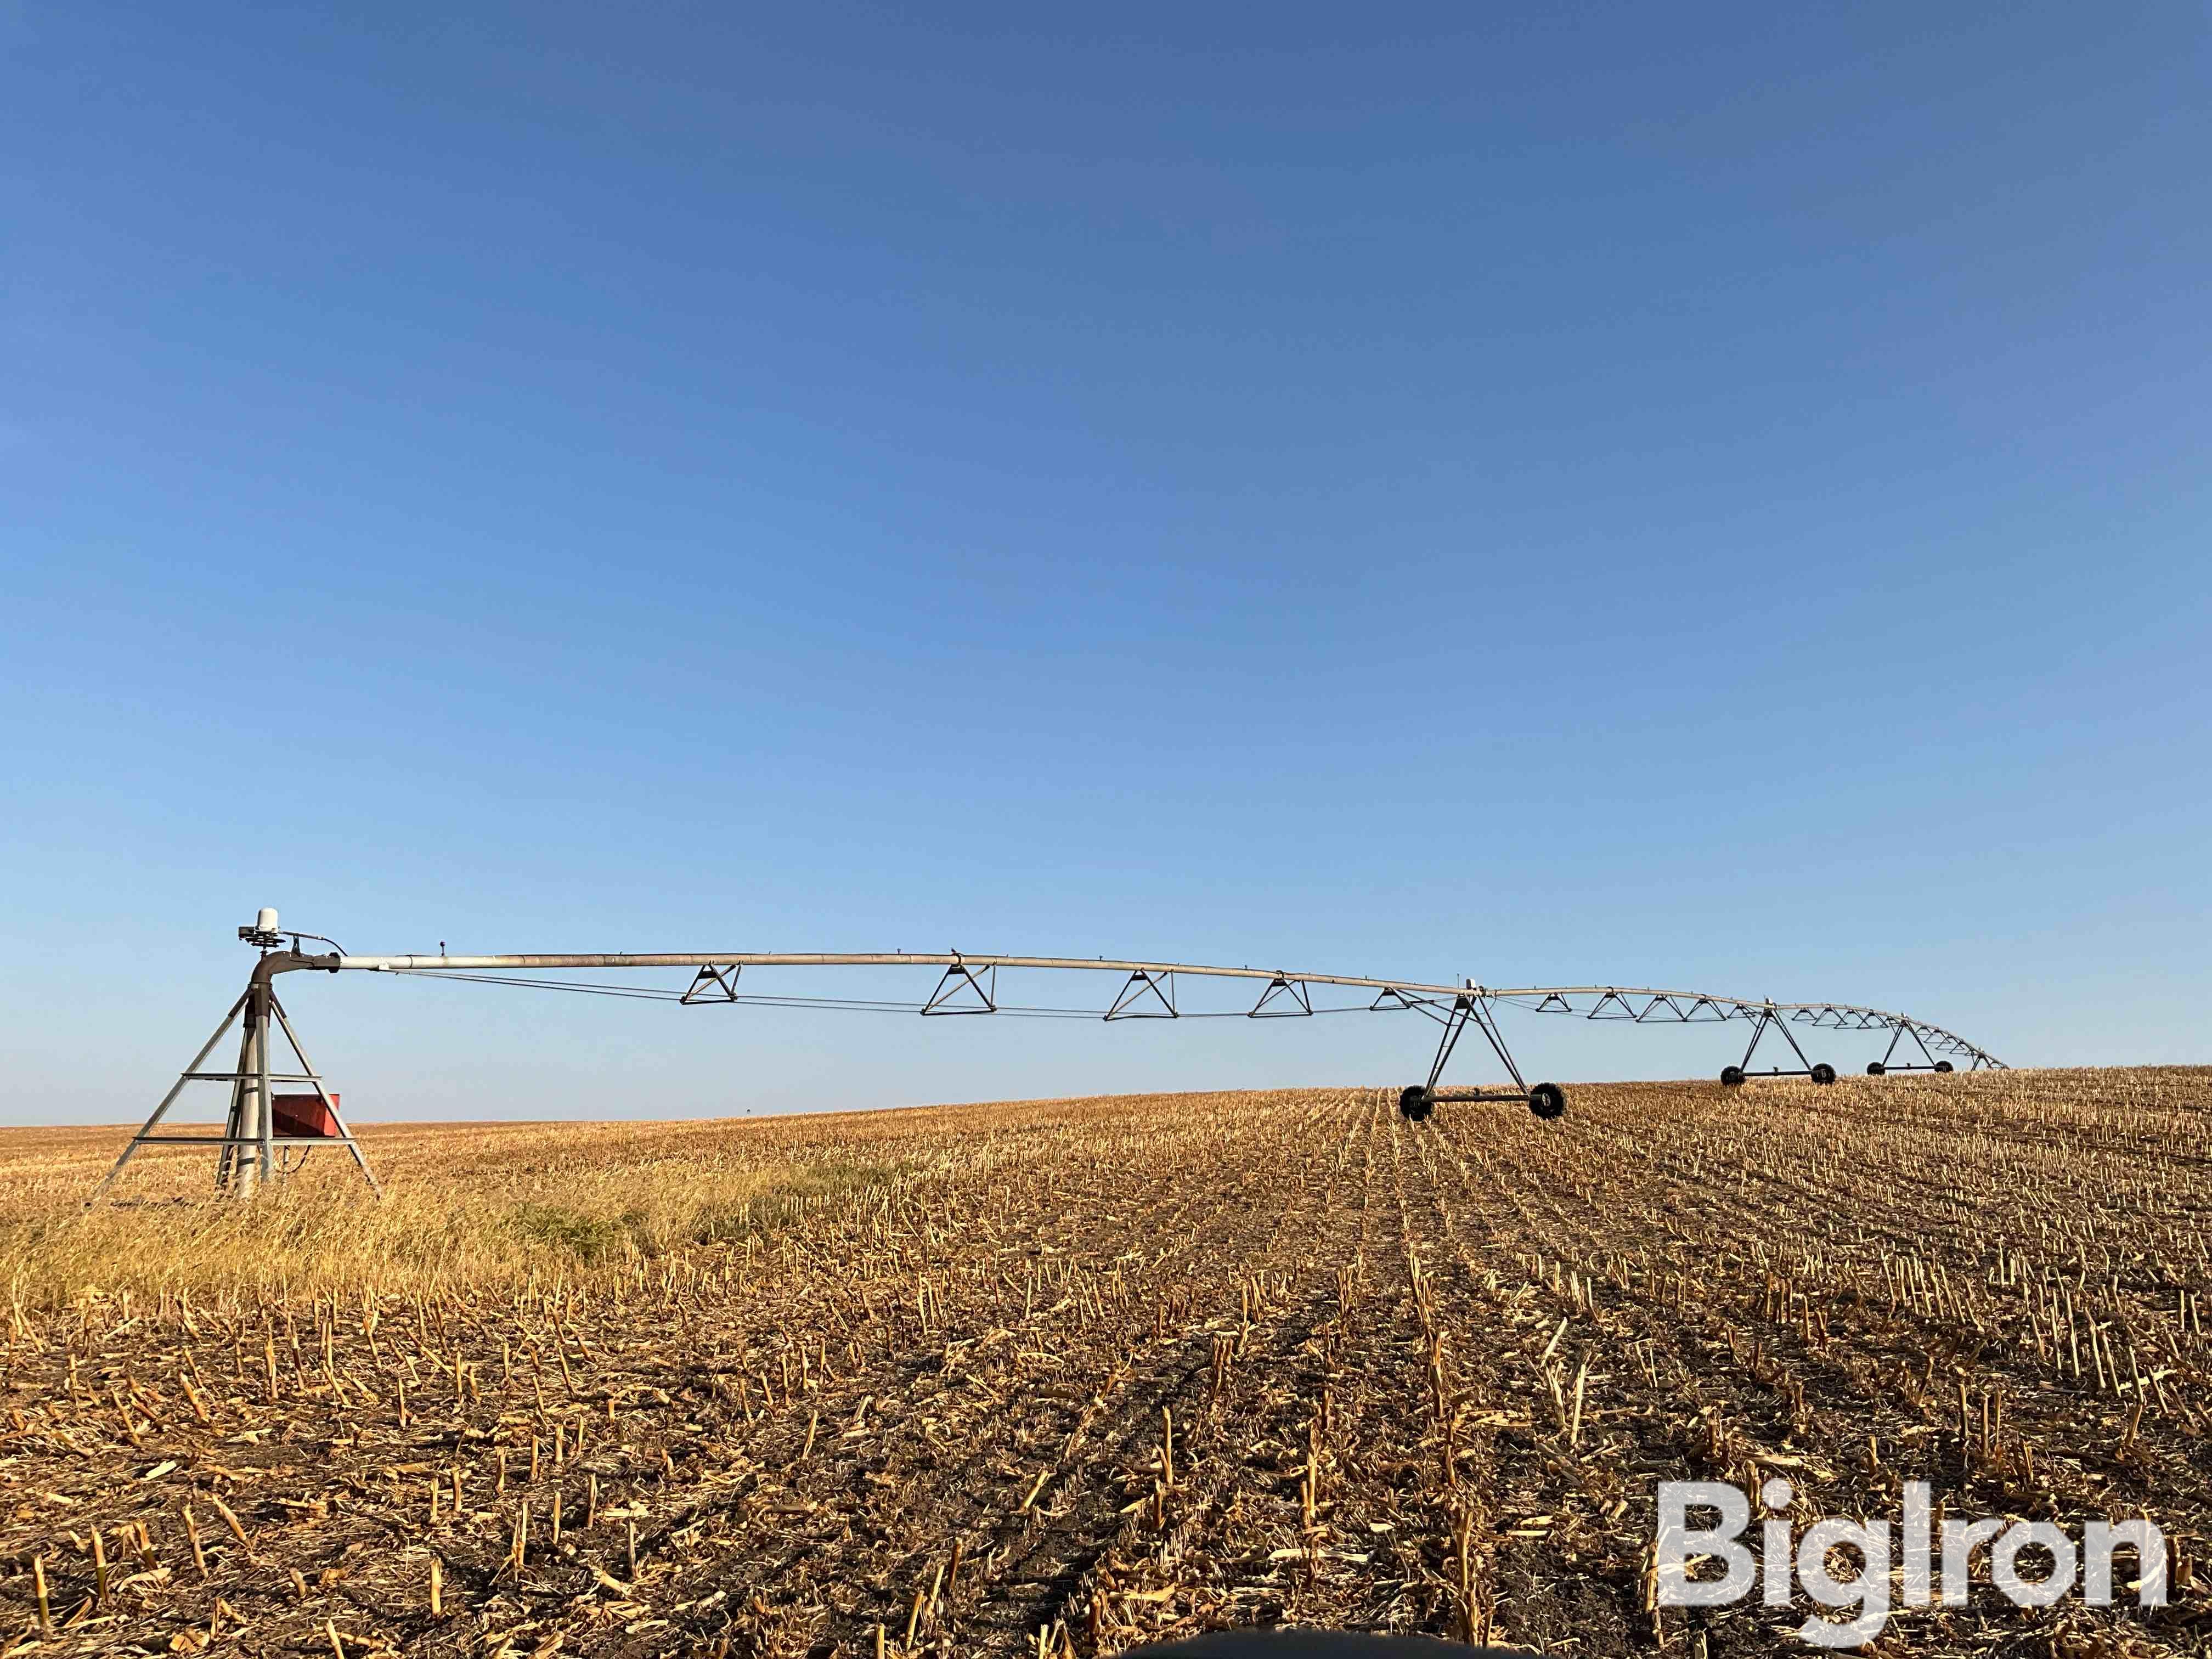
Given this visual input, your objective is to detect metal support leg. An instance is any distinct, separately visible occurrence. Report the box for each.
[91,992,249,1205]
[1725,1008,1832,1083]
[1739,1011,1774,1071]
[1739,1008,1816,1071]
[217,1009,259,1194]
[1423,997,1476,1095]
[1465,998,1531,1093]
[1402,991,1563,1120]
[255,980,274,1187]
[1871,1020,1944,1075]
[1423,995,1531,1093]
[269,992,381,1198]
[1772,1014,1816,1072]
[98,968,377,1203]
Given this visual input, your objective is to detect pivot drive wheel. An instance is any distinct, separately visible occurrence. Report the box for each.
[1720,1065,1746,1087]
[1527,1082,1567,1121]
[1398,1085,1434,1122]
[1866,1062,1886,1076]
[1810,1063,1837,1085]
[1933,1060,1954,1073]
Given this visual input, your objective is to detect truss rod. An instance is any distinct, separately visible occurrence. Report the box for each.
[339,951,1489,997]
[274,952,1999,1065]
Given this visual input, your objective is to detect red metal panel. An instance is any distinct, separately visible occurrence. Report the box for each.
[272,1093,340,1138]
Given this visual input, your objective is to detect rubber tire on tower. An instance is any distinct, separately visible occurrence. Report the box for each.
[1398,1086,1433,1122]
[1720,1065,1746,1087]
[1934,1060,1954,1073]
[1810,1063,1837,1085]
[1867,1062,1886,1076]
[1527,1082,1567,1121]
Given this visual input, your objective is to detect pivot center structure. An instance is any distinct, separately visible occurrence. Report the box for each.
[94,910,2007,1199]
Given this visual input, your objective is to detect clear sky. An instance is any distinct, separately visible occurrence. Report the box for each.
[3,3,2207,1126]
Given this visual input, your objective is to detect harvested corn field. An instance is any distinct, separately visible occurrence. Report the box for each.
[3,1070,2210,1656]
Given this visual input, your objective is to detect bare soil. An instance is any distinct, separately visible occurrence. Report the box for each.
[3,1070,2209,1657]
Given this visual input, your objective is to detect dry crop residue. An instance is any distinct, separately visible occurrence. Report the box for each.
[2,1070,2209,1656]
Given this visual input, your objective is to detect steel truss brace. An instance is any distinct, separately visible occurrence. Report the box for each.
[1105,969,1176,1020]
[1488,985,2001,1066]
[343,952,2001,1067]
[923,960,996,1015]
[1793,1005,1877,1031]
[1578,990,1730,1023]
[680,964,743,1003]
[1248,975,1313,1017]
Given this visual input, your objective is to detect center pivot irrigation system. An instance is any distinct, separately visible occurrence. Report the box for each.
[95,910,2007,1200]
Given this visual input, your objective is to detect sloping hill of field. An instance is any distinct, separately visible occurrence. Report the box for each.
[3,1070,2208,1656]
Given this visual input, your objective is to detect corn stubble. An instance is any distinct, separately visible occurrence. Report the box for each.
[0,1070,2205,1656]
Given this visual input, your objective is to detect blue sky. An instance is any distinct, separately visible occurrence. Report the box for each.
[3,3,2206,1124]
